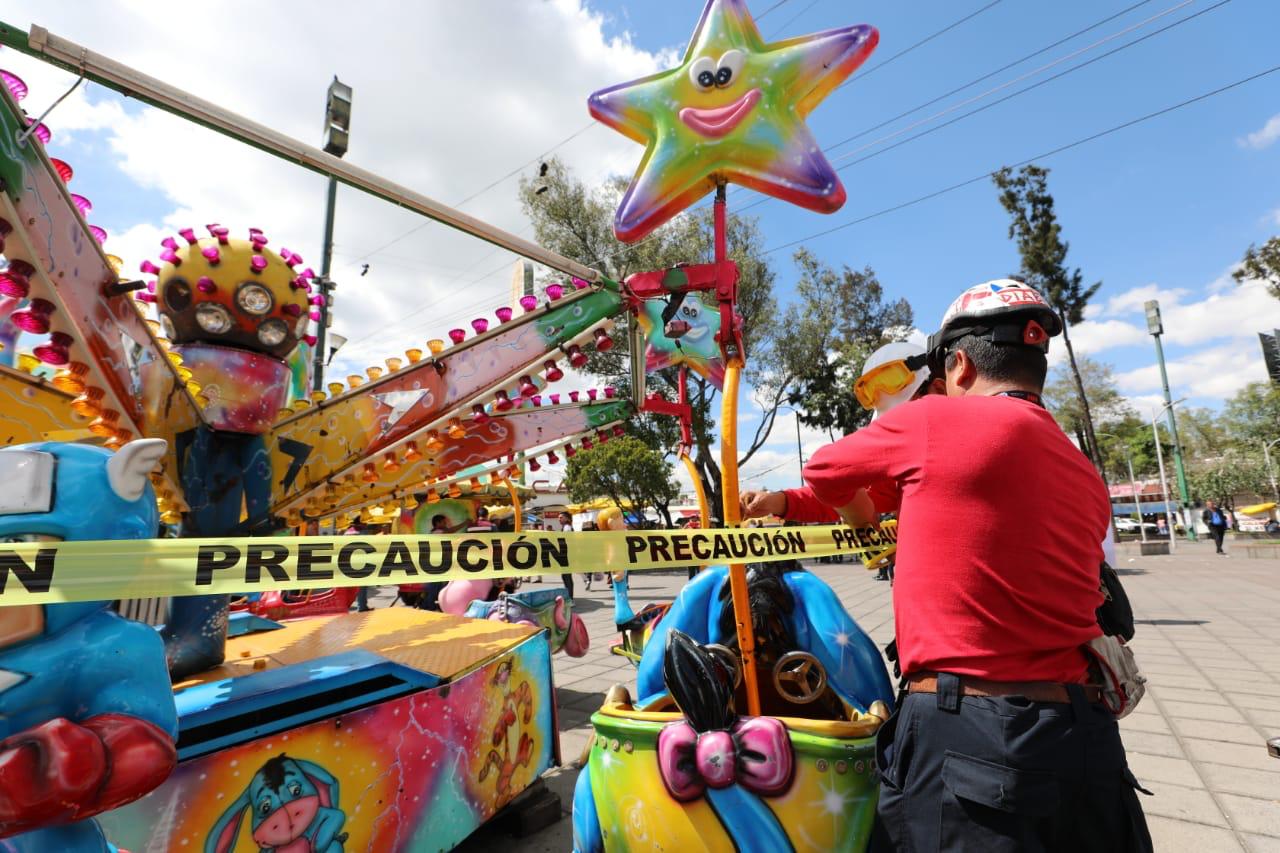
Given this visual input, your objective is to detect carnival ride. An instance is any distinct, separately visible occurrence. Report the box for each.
[0,0,899,849]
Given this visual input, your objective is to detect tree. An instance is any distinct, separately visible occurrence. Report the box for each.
[1232,236,1280,298]
[519,158,781,516]
[1043,357,1129,452]
[757,249,913,437]
[1187,449,1270,510]
[993,165,1105,479]
[563,435,680,526]
[1221,381,1280,448]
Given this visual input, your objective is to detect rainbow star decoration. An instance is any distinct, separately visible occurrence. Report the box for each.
[588,0,878,243]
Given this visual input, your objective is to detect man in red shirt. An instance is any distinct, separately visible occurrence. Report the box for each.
[785,281,1149,851]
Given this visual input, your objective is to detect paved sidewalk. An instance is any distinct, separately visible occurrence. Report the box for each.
[447,542,1280,852]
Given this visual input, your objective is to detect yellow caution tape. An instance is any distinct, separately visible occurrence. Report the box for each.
[0,525,897,607]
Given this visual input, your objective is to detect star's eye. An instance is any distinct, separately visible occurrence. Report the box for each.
[715,49,744,88]
[689,56,716,91]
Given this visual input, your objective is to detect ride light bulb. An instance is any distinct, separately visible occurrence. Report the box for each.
[471,318,489,334]
[494,390,513,411]
[518,375,537,398]
[565,445,577,458]
[593,328,614,351]
[33,332,72,366]
[472,404,489,423]
[448,328,466,344]
[404,441,422,462]
[519,295,538,312]
[543,360,563,382]
[546,283,564,301]
[567,344,588,368]
[362,463,378,483]
[528,459,541,472]
[496,306,513,323]
[547,451,560,464]
[11,298,54,334]
[382,452,401,473]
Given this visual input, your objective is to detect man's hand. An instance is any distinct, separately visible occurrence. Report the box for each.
[741,490,787,519]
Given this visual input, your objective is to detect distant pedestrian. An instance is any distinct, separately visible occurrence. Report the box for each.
[1202,500,1229,555]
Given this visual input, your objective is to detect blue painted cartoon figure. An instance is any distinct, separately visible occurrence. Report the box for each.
[207,754,346,853]
[0,440,179,853]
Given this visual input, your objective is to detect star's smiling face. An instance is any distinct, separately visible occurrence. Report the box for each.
[678,49,760,139]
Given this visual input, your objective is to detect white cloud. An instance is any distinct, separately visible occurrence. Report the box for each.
[1114,342,1269,406]
[1240,113,1280,150]
[1,1,669,376]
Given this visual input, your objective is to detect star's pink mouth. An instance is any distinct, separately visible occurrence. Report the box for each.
[679,88,762,139]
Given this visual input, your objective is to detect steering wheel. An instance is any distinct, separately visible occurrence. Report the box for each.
[772,651,828,704]
[705,643,743,690]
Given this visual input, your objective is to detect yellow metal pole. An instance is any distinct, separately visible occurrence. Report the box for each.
[720,364,761,716]
[680,451,710,576]
[502,479,522,534]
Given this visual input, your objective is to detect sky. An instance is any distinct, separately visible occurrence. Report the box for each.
[2,0,1278,496]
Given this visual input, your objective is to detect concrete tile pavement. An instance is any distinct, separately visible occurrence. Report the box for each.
[445,543,1279,851]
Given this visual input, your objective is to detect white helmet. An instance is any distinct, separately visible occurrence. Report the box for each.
[926,279,1061,372]
[857,341,930,419]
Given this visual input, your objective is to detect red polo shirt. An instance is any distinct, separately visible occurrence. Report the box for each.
[802,394,1108,683]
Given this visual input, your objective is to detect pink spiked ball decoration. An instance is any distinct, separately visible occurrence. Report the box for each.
[197,276,218,294]
[201,246,221,264]
[249,255,268,274]
[207,223,230,244]
[179,227,198,245]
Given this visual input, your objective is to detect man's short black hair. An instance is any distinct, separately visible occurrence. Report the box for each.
[431,514,447,528]
[945,334,1048,389]
[476,506,488,519]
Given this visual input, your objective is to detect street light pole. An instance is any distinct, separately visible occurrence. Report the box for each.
[1098,432,1146,544]
[313,77,352,392]
[1263,438,1280,503]
[1151,406,1180,552]
[780,405,805,487]
[1144,300,1197,540]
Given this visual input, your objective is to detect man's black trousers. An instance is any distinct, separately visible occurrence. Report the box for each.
[871,673,1152,852]
[1209,526,1226,553]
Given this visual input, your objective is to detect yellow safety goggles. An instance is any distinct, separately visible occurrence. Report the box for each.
[853,355,928,410]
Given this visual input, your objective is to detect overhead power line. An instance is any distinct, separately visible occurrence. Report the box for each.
[761,62,1280,257]
[838,0,1005,87]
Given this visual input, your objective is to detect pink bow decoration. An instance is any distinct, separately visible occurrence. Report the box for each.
[656,717,793,802]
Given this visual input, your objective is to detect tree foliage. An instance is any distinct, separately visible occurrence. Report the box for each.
[993,165,1105,478]
[758,249,913,437]
[562,435,680,526]
[1044,357,1128,442]
[1232,235,1280,299]
[1221,381,1280,447]
[1187,450,1270,509]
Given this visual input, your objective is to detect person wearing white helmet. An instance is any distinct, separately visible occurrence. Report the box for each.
[799,278,1149,852]
[740,339,940,525]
